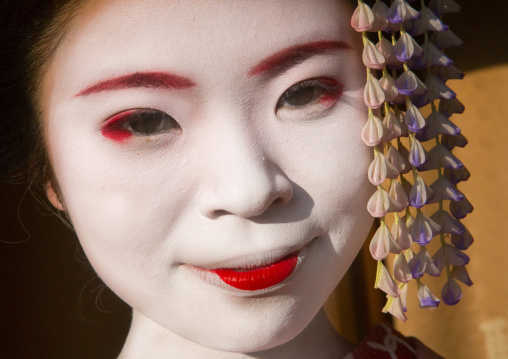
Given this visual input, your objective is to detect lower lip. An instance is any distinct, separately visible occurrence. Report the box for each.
[209,251,299,291]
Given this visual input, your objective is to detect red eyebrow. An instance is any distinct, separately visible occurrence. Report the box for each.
[248,40,352,77]
[75,71,195,97]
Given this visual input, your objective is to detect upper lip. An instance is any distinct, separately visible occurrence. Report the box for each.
[187,237,316,271]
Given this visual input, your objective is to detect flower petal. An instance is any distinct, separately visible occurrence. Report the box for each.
[431,29,464,49]
[451,265,473,286]
[418,143,462,171]
[386,145,411,174]
[442,277,462,305]
[351,2,374,32]
[428,176,463,203]
[394,253,412,283]
[388,0,420,23]
[443,165,470,184]
[441,133,468,150]
[411,7,448,36]
[364,75,386,108]
[439,97,465,117]
[394,31,422,62]
[368,151,399,185]
[370,222,402,260]
[413,41,453,69]
[391,217,412,250]
[430,209,466,235]
[405,100,429,133]
[424,75,456,101]
[411,211,441,245]
[362,112,386,147]
[368,187,405,217]
[410,175,434,208]
[450,196,474,219]
[376,37,401,68]
[416,110,461,142]
[370,0,390,32]
[429,0,462,15]
[363,39,386,70]
[409,137,427,167]
[386,296,408,322]
[375,260,401,297]
[379,73,399,102]
[432,64,465,81]
[389,180,409,209]
[417,282,440,308]
[451,227,474,250]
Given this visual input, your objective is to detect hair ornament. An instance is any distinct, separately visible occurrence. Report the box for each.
[352,0,472,321]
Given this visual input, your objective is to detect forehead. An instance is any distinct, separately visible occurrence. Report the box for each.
[47,0,355,80]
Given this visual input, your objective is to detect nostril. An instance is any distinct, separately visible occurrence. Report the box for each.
[272,197,285,206]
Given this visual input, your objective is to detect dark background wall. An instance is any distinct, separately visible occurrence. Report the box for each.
[1,1,507,358]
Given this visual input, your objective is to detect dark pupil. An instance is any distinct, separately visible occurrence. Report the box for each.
[129,111,171,135]
[286,87,322,107]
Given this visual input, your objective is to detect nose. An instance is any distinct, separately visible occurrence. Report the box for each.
[198,136,293,220]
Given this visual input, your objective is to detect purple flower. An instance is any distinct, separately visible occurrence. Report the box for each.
[442,277,462,305]
[417,281,440,308]
[441,133,468,150]
[451,227,474,250]
[430,209,466,235]
[416,111,460,142]
[443,166,470,184]
[424,75,456,101]
[418,144,462,171]
[394,31,423,62]
[430,0,462,16]
[439,97,465,117]
[451,265,473,286]
[409,137,427,167]
[431,29,464,49]
[364,75,386,108]
[410,211,441,246]
[396,69,420,95]
[432,64,465,81]
[363,39,386,70]
[428,176,463,203]
[432,243,470,271]
[450,196,474,219]
[404,102,427,132]
[413,41,452,70]
[351,2,374,32]
[388,0,420,23]
[410,7,448,36]
[410,175,434,208]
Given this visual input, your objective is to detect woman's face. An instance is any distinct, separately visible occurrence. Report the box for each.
[41,0,373,352]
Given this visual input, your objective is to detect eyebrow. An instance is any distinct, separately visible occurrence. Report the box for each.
[248,40,352,77]
[75,71,196,97]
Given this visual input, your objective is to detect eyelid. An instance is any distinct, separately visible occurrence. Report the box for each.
[277,77,343,110]
[101,109,137,142]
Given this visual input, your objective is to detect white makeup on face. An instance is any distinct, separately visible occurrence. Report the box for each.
[41,0,374,357]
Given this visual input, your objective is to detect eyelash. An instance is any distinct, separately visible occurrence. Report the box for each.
[101,78,343,142]
[276,78,343,111]
[101,109,179,142]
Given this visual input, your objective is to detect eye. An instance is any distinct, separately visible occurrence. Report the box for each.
[102,109,180,142]
[276,78,343,111]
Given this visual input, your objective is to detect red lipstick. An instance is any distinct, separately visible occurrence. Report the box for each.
[211,252,299,291]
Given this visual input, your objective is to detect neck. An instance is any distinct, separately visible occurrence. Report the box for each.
[118,308,353,359]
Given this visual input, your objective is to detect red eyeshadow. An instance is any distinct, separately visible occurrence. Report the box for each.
[101,110,135,142]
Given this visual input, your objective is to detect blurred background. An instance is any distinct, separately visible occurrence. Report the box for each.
[1,1,507,358]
